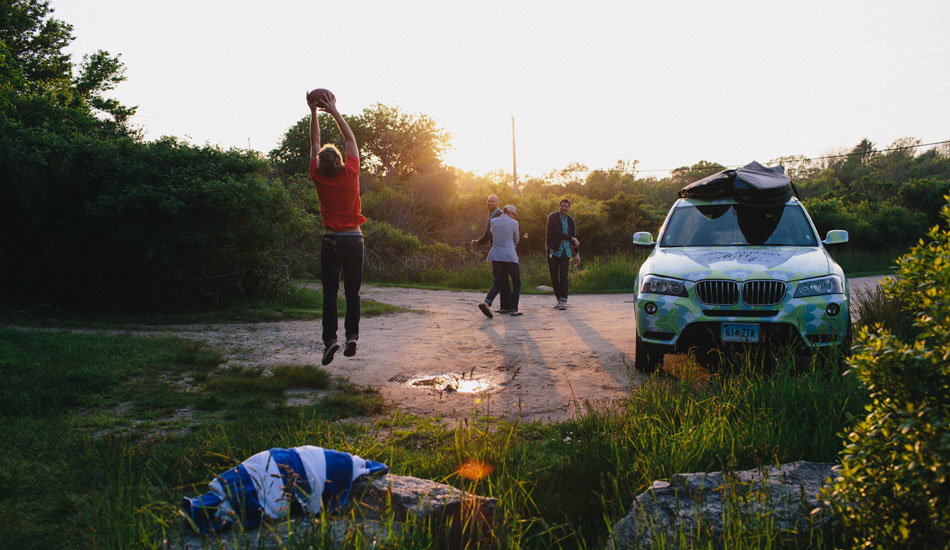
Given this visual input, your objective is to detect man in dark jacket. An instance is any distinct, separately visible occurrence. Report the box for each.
[471,195,504,317]
[545,199,579,310]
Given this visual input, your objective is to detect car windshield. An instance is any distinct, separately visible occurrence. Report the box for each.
[660,203,817,247]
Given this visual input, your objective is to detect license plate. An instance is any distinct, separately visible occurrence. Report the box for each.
[722,323,760,343]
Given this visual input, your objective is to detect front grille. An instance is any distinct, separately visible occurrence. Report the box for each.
[742,280,787,305]
[696,280,739,305]
[702,310,778,317]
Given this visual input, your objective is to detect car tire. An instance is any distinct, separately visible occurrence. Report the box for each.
[635,335,664,374]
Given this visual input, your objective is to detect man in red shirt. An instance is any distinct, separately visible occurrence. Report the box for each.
[308,90,367,365]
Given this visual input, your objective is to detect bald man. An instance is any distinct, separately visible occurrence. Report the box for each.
[471,195,504,317]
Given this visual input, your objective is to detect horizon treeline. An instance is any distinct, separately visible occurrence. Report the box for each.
[2,0,949,309]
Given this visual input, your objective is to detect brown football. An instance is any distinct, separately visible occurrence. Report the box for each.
[307,88,334,108]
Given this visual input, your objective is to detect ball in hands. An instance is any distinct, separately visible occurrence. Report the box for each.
[307,88,334,109]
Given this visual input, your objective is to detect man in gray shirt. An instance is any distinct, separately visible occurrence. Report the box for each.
[485,205,523,316]
[472,195,504,317]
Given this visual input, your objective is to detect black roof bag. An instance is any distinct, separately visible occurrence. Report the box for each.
[678,161,791,208]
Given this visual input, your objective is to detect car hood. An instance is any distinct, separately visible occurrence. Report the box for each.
[645,246,831,282]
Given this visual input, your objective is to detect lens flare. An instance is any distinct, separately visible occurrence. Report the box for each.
[456,459,493,481]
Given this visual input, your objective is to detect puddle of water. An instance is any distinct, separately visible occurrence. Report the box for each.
[408,373,497,393]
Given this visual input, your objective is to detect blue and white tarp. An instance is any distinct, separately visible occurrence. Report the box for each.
[182,446,388,534]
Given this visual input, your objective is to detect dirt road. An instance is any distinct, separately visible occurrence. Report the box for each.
[155,287,641,424]
[145,276,885,425]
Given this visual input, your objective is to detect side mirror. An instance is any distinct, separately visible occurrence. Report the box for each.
[633,232,655,247]
[822,229,849,246]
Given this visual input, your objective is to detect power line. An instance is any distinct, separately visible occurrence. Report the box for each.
[511,139,950,175]
[774,139,950,164]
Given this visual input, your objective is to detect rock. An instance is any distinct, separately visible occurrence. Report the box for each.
[176,473,496,549]
[609,461,835,549]
[352,474,496,523]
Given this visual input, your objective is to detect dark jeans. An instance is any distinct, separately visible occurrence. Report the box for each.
[321,234,364,345]
[492,261,521,311]
[548,253,570,301]
[483,285,499,307]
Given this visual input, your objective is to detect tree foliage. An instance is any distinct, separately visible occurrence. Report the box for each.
[823,196,950,548]
[0,0,316,307]
[0,0,73,93]
[269,103,450,187]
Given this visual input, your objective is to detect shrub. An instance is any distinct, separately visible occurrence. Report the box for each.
[804,197,928,251]
[0,113,314,307]
[823,196,950,548]
[361,220,476,283]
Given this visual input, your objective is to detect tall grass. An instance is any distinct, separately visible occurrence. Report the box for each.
[828,247,899,277]
[405,250,647,294]
[1,328,866,548]
[852,282,918,340]
[386,247,893,294]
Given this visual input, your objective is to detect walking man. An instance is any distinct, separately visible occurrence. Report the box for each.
[545,198,579,310]
[308,89,367,365]
[471,195,504,317]
[487,205,523,316]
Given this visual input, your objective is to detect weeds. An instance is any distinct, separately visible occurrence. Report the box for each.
[852,280,918,340]
[0,329,867,549]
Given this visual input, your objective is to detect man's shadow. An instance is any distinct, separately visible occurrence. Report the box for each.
[479,315,573,420]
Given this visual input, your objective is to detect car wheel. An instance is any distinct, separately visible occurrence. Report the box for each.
[635,335,664,374]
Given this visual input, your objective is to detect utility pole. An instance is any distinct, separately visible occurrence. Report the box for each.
[511,116,518,194]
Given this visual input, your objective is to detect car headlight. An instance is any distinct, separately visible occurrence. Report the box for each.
[794,275,843,297]
[640,275,688,297]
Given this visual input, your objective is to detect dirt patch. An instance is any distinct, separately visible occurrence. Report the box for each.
[101,287,640,424]
[42,277,885,425]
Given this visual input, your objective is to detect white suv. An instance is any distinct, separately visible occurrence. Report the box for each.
[633,165,851,373]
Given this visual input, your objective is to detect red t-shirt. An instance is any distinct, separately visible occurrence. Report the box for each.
[309,155,368,230]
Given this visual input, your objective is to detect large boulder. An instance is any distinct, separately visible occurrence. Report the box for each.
[610,461,835,549]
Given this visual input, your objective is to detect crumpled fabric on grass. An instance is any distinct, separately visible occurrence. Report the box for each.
[182,445,388,535]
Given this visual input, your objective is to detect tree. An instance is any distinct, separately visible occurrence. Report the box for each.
[269,114,343,177]
[670,160,725,186]
[0,0,73,94]
[269,103,451,188]
[72,50,136,124]
[0,0,135,129]
[357,103,451,187]
[832,138,875,188]
[583,160,638,200]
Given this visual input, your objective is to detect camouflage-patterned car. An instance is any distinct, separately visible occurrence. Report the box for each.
[633,196,851,372]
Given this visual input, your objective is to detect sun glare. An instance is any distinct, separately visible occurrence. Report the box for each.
[456,459,493,481]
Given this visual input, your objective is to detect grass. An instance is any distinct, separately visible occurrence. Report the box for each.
[0,285,406,328]
[827,247,899,277]
[0,328,387,550]
[371,248,897,294]
[374,250,647,294]
[0,327,867,549]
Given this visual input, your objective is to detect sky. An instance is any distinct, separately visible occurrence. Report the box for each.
[55,0,950,177]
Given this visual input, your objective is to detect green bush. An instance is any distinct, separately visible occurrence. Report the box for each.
[804,197,928,251]
[823,196,950,548]
[361,220,476,283]
[0,110,315,307]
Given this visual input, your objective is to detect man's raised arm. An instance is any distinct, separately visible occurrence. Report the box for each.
[324,97,358,160]
[308,91,321,162]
